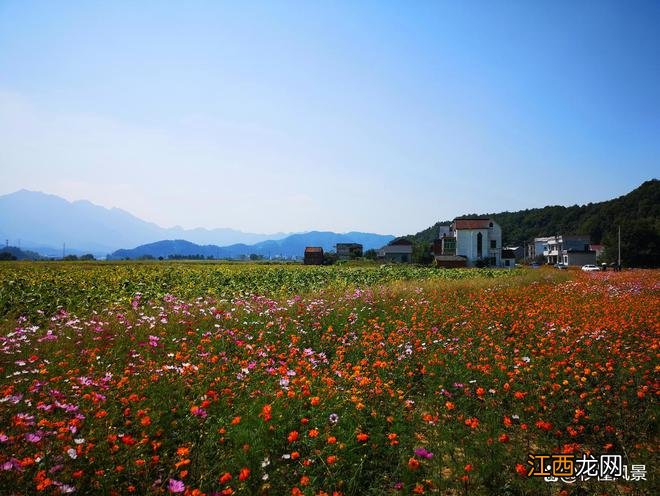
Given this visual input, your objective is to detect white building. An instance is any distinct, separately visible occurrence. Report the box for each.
[453,218,503,267]
[542,235,593,265]
[378,238,413,263]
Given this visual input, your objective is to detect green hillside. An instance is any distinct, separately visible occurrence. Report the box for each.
[406,179,659,267]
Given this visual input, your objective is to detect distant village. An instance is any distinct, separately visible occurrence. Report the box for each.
[304,217,603,268]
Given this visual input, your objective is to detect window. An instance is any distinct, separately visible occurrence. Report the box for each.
[489,222,493,228]
[490,240,496,249]
[477,232,483,258]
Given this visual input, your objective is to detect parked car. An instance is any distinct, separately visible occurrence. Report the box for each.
[530,262,540,269]
[581,264,600,272]
[554,263,568,270]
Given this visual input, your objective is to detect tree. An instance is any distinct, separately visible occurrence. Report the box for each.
[364,249,378,260]
[412,243,434,265]
[80,253,95,261]
[323,252,338,265]
[0,252,17,261]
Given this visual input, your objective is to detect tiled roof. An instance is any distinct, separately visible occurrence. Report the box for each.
[304,247,323,253]
[454,219,491,230]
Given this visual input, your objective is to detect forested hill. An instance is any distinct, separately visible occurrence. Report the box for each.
[406,179,659,267]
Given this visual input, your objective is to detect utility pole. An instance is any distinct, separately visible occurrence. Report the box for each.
[63,243,65,259]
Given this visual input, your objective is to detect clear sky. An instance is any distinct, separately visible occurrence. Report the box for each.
[1,1,658,236]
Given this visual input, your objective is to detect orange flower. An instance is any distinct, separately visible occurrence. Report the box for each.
[327,436,337,444]
[238,467,250,481]
[464,463,473,472]
[464,417,479,429]
[287,431,299,443]
[260,404,272,422]
[231,416,241,425]
[176,447,190,457]
[300,475,310,486]
[408,457,420,470]
[445,401,455,410]
[326,455,337,465]
[308,428,319,438]
[219,472,232,484]
[356,433,369,442]
[310,396,320,406]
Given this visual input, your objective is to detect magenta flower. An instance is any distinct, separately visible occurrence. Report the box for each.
[413,447,434,459]
[168,479,185,493]
[25,433,42,443]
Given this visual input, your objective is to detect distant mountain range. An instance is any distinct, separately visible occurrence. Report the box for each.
[108,231,395,260]
[0,190,394,259]
[0,190,290,256]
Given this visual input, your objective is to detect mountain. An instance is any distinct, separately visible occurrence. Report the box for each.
[406,179,659,267]
[108,231,395,260]
[0,190,288,256]
[0,245,43,261]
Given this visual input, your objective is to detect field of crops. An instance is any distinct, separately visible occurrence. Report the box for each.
[0,262,516,322]
[0,262,657,495]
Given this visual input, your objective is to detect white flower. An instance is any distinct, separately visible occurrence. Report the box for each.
[67,448,77,459]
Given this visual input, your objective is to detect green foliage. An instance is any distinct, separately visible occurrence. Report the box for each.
[0,262,517,321]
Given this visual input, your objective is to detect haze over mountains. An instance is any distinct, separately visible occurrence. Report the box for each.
[0,190,291,256]
[0,190,394,258]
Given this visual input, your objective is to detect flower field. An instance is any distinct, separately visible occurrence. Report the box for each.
[0,263,657,495]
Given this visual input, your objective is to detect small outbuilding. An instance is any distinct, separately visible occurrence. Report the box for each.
[501,249,516,268]
[303,247,324,265]
[378,238,413,263]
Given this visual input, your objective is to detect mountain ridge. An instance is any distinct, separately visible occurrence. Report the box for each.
[0,190,290,255]
[108,231,396,260]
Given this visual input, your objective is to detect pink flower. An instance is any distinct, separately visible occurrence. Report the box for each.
[413,447,434,459]
[168,479,185,493]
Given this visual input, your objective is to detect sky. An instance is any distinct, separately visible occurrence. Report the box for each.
[1,1,658,236]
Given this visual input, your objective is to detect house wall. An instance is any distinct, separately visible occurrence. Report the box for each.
[456,223,502,266]
[303,253,324,265]
[564,251,597,266]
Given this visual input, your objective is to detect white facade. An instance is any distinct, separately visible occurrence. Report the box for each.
[454,219,503,267]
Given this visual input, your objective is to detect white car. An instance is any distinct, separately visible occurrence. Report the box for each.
[581,264,600,272]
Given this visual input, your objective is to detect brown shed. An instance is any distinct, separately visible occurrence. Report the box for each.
[303,246,324,265]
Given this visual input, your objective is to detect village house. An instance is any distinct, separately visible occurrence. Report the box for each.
[378,238,413,263]
[527,236,553,261]
[303,246,324,265]
[503,245,524,260]
[432,225,466,267]
[501,248,516,268]
[433,218,507,268]
[540,235,596,266]
[336,243,363,261]
[454,218,503,267]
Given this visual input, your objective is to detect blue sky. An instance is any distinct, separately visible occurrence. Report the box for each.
[1,1,658,235]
